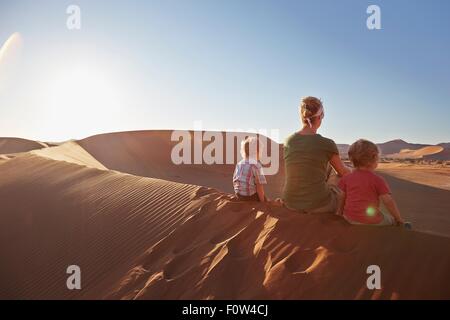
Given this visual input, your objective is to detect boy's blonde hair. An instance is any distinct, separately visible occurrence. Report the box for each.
[348,139,380,168]
[240,136,260,159]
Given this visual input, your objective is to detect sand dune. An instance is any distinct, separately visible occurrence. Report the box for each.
[338,140,450,161]
[108,199,450,300]
[398,146,443,156]
[0,154,205,299]
[78,130,285,197]
[0,137,47,154]
[377,139,429,155]
[387,146,444,159]
[1,130,450,299]
[424,148,450,161]
[32,140,107,170]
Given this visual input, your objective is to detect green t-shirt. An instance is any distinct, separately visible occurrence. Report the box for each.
[283,133,339,211]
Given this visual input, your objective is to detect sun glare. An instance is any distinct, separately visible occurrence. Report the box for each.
[48,67,117,111]
[39,63,126,139]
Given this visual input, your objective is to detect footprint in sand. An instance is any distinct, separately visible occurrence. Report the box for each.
[284,247,325,274]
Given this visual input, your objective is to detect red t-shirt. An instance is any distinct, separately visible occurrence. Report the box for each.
[338,170,391,224]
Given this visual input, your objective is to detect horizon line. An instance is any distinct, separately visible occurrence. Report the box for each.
[1,128,448,147]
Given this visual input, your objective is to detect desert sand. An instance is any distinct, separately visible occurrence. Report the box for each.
[378,163,450,191]
[1,130,450,299]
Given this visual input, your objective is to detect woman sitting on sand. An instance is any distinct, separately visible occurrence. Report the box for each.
[283,96,350,213]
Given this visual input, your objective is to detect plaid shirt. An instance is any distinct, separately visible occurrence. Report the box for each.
[233,159,267,196]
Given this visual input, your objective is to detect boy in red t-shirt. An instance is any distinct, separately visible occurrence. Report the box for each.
[338,139,410,227]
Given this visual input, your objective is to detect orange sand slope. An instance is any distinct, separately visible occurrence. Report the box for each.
[0,154,204,299]
[109,200,450,300]
[1,131,450,299]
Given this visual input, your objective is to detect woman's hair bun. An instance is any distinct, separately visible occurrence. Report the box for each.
[300,96,323,125]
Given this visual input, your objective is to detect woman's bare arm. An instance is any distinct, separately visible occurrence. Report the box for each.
[330,154,351,177]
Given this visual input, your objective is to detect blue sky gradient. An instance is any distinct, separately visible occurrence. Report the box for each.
[0,0,449,144]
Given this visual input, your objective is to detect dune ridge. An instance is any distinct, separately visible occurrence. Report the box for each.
[32,140,107,170]
[338,140,450,160]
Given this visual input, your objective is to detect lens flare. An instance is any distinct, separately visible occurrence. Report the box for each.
[366,206,376,217]
[0,32,23,67]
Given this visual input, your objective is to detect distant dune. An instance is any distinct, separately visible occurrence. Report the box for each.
[386,146,444,159]
[424,148,450,161]
[338,139,449,161]
[1,131,450,299]
[0,137,47,154]
[438,143,450,149]
[377,139,429,155]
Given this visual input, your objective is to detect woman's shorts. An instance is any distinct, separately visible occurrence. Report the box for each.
[304,185,342,214]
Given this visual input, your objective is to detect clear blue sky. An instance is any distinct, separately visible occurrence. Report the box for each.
[0,0,449,144]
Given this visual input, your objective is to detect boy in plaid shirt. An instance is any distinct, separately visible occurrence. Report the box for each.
[233,137,267,202]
